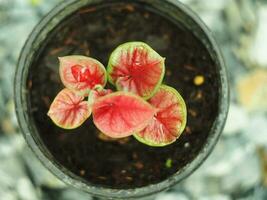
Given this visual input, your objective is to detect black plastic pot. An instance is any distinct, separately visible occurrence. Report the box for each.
[14,0,229,199]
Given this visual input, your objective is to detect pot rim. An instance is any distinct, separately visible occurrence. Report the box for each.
[14,0,229,199]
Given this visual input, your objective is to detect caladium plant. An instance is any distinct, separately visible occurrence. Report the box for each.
[59,56,107,96]
[47,42,187,147]
[48,88,91,129]
[134,85,187,146]
[92,92,156,138]
[107,42,165,100]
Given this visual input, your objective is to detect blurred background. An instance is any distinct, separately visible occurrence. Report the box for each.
[0,0,267,199]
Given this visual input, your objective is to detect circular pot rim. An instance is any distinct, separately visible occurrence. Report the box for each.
[14,0,229,199]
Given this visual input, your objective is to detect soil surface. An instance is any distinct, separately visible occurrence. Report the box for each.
[28,2,219,189]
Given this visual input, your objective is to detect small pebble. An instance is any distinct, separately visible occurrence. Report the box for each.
[184,142,190,148]
[134,162,144,170]
[125,176,133,181]
[166,70,172,76]
[97,176,107,180]
[80,170,85,176]
[188,109,197,117]
[132,152,138,159]
[144,12,150,19]
[194,75,205,86]
[125,4,135,12]
[165,158,172,168]
[185,126,192,134]
[195,90,203,99]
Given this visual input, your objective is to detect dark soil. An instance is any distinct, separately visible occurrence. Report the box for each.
[28,2,219,189]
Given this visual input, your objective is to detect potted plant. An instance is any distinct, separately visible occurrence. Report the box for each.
[14,0,229,199]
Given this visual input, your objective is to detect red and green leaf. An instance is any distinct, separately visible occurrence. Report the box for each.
[134,85,187,146]
[92,92,157,138]
[47,88,91,129]
[107,42,165,99]
[59,55,107,96]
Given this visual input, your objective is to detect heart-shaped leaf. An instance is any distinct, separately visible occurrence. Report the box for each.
[134,85,187,146]
[107,42,165,99]
[59,55,107,96]
[92,92,157,138]
[47,88,91,129]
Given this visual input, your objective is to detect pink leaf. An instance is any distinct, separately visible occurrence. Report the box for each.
[59,55,107,96]
[107,42,165,99]
[134,85,187,146]
[92,92,157,138]
[47,88,91,129]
